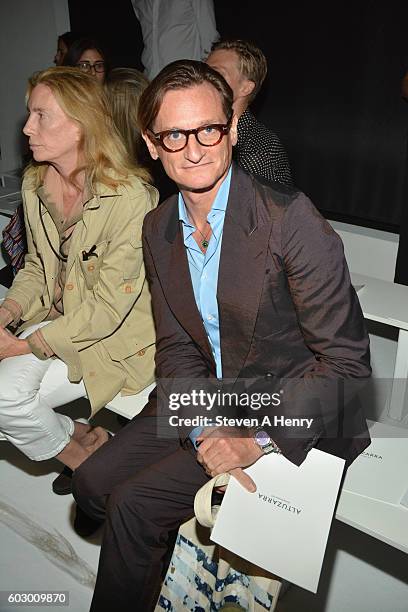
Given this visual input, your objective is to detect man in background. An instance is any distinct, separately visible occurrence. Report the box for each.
[132,0,219,79]
[207,38,292,185]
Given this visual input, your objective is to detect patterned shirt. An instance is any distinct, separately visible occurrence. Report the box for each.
[235,109,293,186]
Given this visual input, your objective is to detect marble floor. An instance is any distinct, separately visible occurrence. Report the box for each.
[0,404,119,612]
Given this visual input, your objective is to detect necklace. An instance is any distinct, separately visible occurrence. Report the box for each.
[195,224,212,250]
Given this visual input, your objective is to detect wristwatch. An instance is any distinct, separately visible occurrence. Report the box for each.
[253,427,281,455]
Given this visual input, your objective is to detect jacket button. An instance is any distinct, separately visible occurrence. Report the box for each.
[137,348,146,357]
[265,372,273,378]
[66,283,74,290]
[125,285,132,293]
[89,371,96,377]
[87,264,95,272]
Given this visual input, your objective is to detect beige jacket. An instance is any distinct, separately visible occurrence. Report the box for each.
[2,174,158,414]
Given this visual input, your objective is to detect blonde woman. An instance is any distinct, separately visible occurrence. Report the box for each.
[0,67,157,482]
[105,67,177,202]
[105,67,149,165]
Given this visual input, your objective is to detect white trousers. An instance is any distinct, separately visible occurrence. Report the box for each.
[0,322,87,461]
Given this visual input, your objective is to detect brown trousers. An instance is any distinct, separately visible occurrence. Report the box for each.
[72,412,209,612]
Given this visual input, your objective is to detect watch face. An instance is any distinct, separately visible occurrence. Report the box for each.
[255,430,271,447]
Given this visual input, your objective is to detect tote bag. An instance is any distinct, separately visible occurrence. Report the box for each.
[156,474,282,611]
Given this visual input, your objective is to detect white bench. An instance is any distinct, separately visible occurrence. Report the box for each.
[104,383,156,419]
[329,219,398,282]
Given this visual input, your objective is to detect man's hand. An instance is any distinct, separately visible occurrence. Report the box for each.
[0,327,30,360]
[196,426,263,492]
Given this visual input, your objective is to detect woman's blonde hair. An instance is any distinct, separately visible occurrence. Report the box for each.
[24,66,151,189]
[105,67,149,165]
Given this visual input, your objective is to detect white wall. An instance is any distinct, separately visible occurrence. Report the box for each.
[0,0,70,173]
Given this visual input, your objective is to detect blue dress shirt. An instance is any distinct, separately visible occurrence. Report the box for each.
[178,166,232,446]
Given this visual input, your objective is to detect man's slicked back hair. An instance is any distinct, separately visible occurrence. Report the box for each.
[138,59,233,133]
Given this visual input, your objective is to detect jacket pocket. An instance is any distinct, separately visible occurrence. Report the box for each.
[123,236,143,280]
[78,241,108,289]
[102,328,155,361]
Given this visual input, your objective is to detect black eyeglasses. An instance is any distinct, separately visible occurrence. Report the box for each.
[148,117,233,152]
[76,60,105,74]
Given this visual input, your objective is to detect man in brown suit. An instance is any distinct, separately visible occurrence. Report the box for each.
[73,60,371,612]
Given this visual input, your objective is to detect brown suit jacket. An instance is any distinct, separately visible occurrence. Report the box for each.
[142,164,371,467]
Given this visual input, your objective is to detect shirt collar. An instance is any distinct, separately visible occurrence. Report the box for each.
[178,165,232,226]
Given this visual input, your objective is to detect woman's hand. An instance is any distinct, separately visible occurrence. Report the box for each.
[0,327,30,360]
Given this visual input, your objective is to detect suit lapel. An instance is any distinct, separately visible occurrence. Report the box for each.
[155,199,215,366]
[153,166,274,380]
[217,165,272,380]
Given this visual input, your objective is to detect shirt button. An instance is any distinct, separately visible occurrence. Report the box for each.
[207,315,213,321]
[66,283,74,290]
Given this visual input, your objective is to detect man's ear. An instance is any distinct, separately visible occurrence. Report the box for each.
[230,114,239,146]
[142,132,159,160]
[239,78,255,99]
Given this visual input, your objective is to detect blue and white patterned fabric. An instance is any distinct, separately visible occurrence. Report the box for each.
[156,525,281,611]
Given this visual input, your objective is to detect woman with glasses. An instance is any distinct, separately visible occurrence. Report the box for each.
[63,36,108,83]
[0,67,157,491]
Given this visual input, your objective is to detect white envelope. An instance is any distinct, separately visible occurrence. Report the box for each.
[211,449,345,593]
[342,420,408,505]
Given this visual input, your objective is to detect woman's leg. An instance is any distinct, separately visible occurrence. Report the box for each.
[0,323,107,466]
[34,357,109,468]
